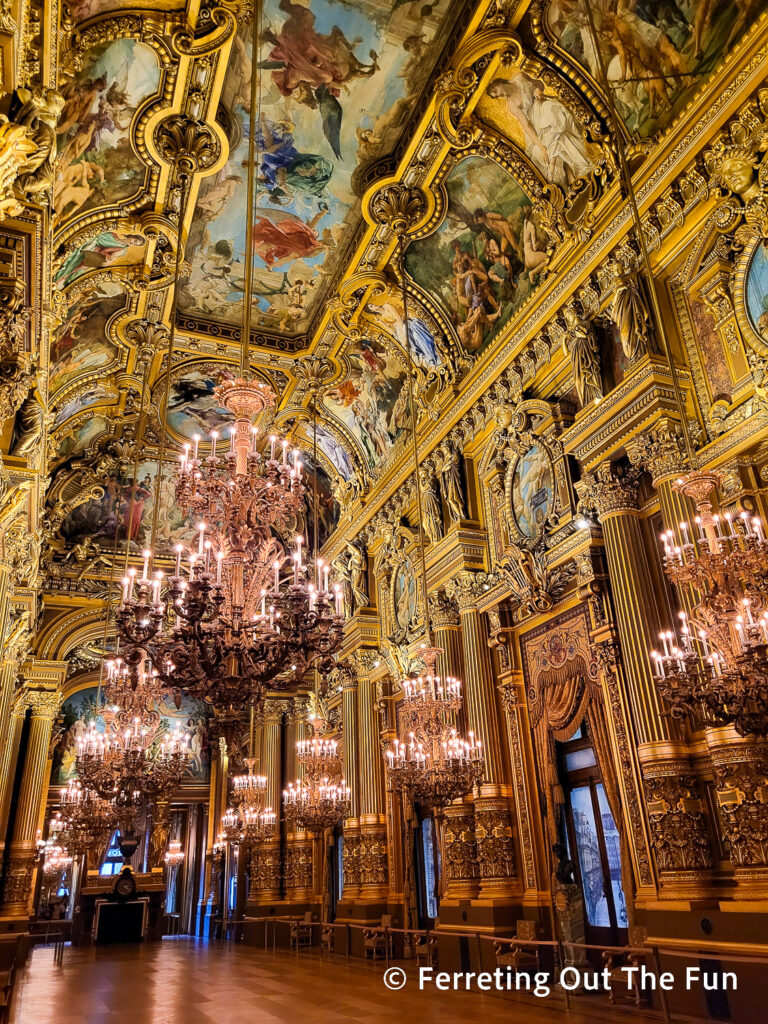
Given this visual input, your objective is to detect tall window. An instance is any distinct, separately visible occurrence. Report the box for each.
[559,724,628,944]
[100,832,124,876]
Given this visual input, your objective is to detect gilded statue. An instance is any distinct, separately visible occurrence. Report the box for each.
[439,443,465,523]
[345,539,368,609]
[419,466,442,544]
[7,87,65,201]
[10,392,44,456]
[562,305,603,407]
[608,261,650,362]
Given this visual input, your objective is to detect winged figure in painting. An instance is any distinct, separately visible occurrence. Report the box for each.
[259,0,379,161]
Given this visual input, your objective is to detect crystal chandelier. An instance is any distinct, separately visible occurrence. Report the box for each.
[221,756,277,845]
[116,378,345,709]
[51,782,116,856]
[37,830,73,878]
[75,708,190,814]
[283,718,350,834]
[651,470,768,736]
[379,223,484,810]
[164,839,185,868]
[385,644,483,809]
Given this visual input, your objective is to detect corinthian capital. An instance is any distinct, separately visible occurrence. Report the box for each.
[576,462,640,520]
[23,687,63,720]
[626,422,689,484]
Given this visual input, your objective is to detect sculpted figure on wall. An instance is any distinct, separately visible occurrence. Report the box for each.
[562,302,603,406]
[439,442,465,523]
[419,466,443,544]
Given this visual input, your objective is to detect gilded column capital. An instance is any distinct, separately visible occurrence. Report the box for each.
[626,422,689,485]
[22,687,63,720]
[429,592,460,628]
[286,693,311,724]
[576,462,640,520]
[261,698,292,726]
[444,571,480,612]
[348,647,379,677]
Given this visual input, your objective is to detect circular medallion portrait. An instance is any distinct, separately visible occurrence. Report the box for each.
[393,560,417,630]
[511,443,554,540]
[746,242,768,342]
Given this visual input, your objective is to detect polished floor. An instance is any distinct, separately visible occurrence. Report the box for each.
[10,939,657,1024]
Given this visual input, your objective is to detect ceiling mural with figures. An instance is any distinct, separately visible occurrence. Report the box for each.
[180,0,463,339]
[26,0,765,588]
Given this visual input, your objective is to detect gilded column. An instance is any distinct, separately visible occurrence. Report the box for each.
[578,464,713,889]
[282,697,312,907]
[706,728,768,875]
[0,684,63,917]
[252,699,290,905]
[0,686,26,865]
[339,665,360,903]
[577,463,673,745]
[449,582,517,900]
[353,649,388,904]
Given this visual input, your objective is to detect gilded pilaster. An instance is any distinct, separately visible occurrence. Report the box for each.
[255,699,290,904]
[442,799,479,899]
[0,676,63,917]
[706,728,768,878]
[498,677,548,903]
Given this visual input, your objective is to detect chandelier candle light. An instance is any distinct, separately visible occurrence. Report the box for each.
[651,470,768,736]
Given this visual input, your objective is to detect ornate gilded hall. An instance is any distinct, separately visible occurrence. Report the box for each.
[1,0,768,1021]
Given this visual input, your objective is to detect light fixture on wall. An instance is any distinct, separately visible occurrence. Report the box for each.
[652,475,768,736]
[164,838,185,869]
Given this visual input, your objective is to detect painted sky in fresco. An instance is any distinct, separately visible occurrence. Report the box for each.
[181,0,457,336]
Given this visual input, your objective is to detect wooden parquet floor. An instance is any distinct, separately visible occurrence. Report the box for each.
[9,938,658,1024]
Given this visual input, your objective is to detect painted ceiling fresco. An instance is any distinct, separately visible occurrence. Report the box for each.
[55,39,161,225]
[180,0,460,339]
[541,0,752,139]
[405,155,546,355]
[37,0,764,575]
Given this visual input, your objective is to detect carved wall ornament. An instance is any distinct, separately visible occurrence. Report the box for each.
[369,183,428,237]
[642,767,714,874]
[625,422,691,485]
[576,462,641,520]
[710,746,768,869]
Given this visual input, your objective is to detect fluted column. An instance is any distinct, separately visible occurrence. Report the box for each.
[340,666,360,902]
[353,649,388,902]
[0,682,63,917]
[430,593,465,687]
[282,697,313,906]
[578,463,673,745]
[254,699,290,904]
[0,686,25,864]
[448,583,516,900]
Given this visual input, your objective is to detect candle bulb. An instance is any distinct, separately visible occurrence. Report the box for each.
[211,430,218,458]
[293,555,298,586]
[282,439,288,466]
[269,435,276,461]
[323,565,330,593]
[334,584,342,616]
[296,534,303,570]
[217,551,223,584]
[273,559,280,595]
[121,575,130,603]
[141,548,151,582]
[193,435,200,462]
[174,544,183,578]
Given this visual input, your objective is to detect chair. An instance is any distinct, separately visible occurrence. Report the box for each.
[289,915,312,951]
[364,914,393,960]
[320,925,334,956]
[494,919,539,976]
[414,933,438,968]
[603,926,650,1007]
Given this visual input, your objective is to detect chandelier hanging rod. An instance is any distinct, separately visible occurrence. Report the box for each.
[581,0,696,467]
